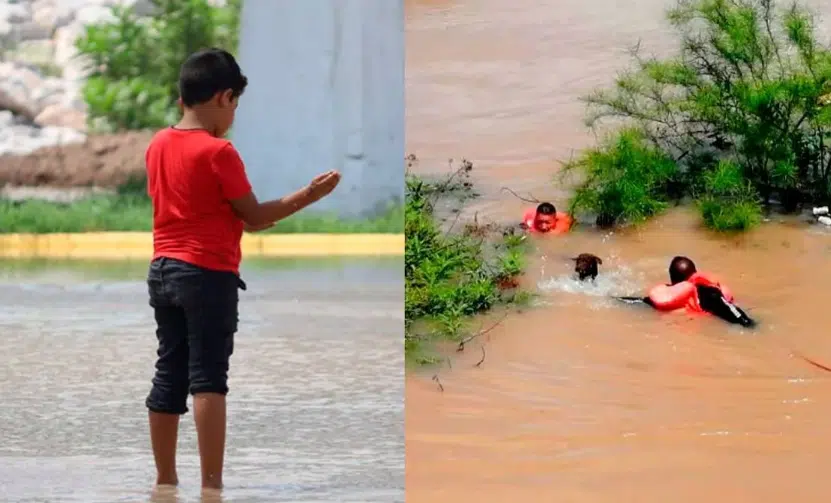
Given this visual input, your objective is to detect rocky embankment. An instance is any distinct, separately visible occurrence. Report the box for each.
[0,0,174,194]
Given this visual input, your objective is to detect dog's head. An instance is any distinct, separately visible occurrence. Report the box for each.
[572,253,603,281]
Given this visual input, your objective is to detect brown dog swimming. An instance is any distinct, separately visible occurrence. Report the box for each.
[572,253,603,281]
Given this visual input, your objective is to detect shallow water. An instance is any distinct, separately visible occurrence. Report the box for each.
[0,258,404,503]
[405,1,831,501]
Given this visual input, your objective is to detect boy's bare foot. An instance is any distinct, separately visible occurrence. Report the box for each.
[149,483,179,503]
[201,486,224,502]
[149,411,181,486]
[193,392,227,489]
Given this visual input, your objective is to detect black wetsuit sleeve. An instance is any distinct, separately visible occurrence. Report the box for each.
[695,285,755,328]
[614,296,653,306]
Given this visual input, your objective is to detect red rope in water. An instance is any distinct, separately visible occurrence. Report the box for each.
[793,352,831,373]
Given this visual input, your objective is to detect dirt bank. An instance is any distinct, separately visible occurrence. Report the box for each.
[0,131,154,189]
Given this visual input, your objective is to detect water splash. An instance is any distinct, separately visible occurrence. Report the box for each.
[537,262,644,298]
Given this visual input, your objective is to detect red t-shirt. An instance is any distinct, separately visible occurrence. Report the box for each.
[146,128,253,274]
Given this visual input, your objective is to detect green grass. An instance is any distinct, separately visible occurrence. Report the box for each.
[0,195,403,234]
[404,160,530,366]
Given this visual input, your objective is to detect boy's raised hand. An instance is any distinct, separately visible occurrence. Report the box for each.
[308,170,341,200]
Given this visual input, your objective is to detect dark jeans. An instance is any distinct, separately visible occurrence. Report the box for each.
[145,257,246,415]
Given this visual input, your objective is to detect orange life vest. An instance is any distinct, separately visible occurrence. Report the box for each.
[522,208,573,234]
[647,271,734,313]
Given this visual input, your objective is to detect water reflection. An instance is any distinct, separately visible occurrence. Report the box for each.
[0,258,404,502]
[0,257,402,282]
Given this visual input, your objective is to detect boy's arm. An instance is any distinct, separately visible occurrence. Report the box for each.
[212,144,330,226]
[230,186,321,226]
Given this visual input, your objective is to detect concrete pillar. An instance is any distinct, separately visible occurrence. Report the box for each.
[232,0,404,218]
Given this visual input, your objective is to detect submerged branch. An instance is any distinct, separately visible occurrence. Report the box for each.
[457,313,509,352]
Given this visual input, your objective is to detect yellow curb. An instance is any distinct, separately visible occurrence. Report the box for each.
[0,233,403,259]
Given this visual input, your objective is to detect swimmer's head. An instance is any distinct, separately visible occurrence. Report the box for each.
[534,202,557,232]
[669,256,697,284]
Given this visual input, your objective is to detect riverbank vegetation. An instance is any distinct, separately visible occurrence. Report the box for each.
[405,159,529,366]
[564,0,831,232]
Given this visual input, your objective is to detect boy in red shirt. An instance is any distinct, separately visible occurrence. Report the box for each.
[144,48,341,491]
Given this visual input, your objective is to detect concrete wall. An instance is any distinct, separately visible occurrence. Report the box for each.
[233,0,404,218]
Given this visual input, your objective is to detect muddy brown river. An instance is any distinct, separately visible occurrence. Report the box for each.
[405,1,831,501]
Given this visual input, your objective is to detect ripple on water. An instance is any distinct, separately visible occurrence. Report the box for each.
[0,262,404,502]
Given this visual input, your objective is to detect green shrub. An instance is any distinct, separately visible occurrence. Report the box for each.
[698,160,763,230]
[564,128,681,227]
[75,0,242,132]
[404,168,528,365]
[82,76,177,132]
[569,0,831,231]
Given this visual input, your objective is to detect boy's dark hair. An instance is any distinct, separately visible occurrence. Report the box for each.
[178,48,248,107]
[536,202,556,215]
[669,255,697,284]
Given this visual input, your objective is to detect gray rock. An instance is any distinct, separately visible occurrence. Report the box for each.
[6,39,56,69]
[35,103,86,130]
[0,0,177,158]
[75,5,115,26]
[0,0,228,155]
[0,109,15,128]
[0,61,43,119]
[11,21,52,42]
[0,3,31,24]
[29,75,67,109]
[0,61,80,124]
[52,23,82,68]
[0,19,12,39]
[0,124,86,155]
[32,2,77,33]
[0,123,85,156]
